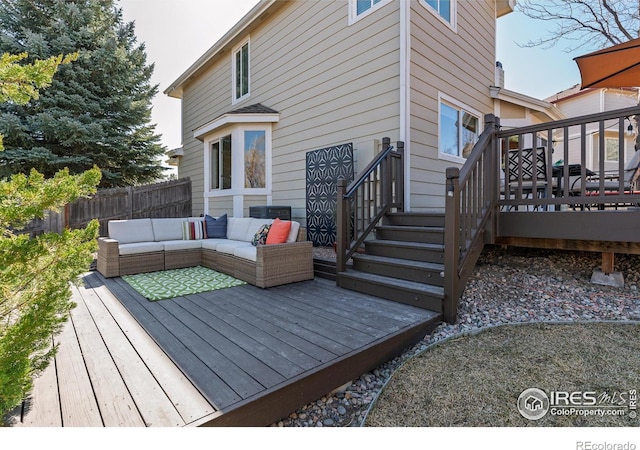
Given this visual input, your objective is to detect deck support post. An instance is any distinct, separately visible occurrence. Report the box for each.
[601,252,614,274]
[591,251,624,287]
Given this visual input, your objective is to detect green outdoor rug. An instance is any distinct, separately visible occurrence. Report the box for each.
[121,266,246,301]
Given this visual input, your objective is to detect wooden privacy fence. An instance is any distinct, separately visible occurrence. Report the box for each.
[22,178,192,237]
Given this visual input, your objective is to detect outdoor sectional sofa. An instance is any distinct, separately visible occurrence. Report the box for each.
[96,215,314,288]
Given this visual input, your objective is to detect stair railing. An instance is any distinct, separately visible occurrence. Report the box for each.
[444,114,501,323]
[336,137,404,273]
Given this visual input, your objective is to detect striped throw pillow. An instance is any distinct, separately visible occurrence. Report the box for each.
[182,221,207,240]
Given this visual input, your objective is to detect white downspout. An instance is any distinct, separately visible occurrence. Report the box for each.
[400,0,411,210]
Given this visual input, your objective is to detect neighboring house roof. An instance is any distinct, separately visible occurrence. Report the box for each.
[193,103,280,141]
[545,84,638,104]
[490,85,565,122]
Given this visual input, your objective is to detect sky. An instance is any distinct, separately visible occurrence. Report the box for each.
[117,0,594,153]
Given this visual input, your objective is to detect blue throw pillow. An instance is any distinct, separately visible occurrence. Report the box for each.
[205,214,227,238]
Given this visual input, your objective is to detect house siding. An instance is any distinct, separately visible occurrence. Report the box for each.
[175,0,501,220]
[408,0,496,211]
[178,0,402,223]
[551,89,637,171]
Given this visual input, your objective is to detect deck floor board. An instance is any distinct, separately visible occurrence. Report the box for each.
[11,272,441,427]
[84,274,213,424]
[205,286,353,355]
[54,292,104,427]
[76,283,185,427]
[106,277,250,406]
[175,297,313,376]
[190,291,338,364]
[69,286,147,427]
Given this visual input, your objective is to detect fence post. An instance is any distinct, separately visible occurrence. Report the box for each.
[336,177,348,274]
[127,185,134,219]
[444,167,460,324]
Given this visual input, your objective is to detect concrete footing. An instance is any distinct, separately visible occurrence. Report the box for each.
[591,269,625,288]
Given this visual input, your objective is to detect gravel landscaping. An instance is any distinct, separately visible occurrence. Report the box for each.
[271,245,640,427]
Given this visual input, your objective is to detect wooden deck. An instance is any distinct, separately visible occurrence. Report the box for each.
[7,271,440,427]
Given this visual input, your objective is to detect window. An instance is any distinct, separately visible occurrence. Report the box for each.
[439,98,480,160]
[605,137,619,162]
[349,0,390,23]
[204,125,272,197]
[423,0,456,27]
[210,135,232,190]
[244,130,265,188]
[357,0,383,15]
[233,41,249,102]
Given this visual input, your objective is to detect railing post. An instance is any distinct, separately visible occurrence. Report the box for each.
[336,177,348,274]
[396,140,405,211]
[380,137,391,208]
[444,167,460,324]
[484,114,500,244]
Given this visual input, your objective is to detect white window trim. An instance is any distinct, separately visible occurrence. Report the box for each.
[203,124,272,199]
[422,0,457,32]
[348,0,392,26]
[232,37,250,104]
[437,92,482,164]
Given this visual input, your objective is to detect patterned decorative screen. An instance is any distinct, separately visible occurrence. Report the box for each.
[305,143,354,247]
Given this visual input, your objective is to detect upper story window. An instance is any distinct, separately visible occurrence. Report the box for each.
[423,0,456,29]
[233,40,250,102]
[438,94,480,161]
[349,0,390,24]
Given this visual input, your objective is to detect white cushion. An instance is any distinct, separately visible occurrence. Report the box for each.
[162,240,203,251]
[109,218,154,244]
[201,239,229,251]
[286,221,301,243]
[245,218,274,242]
[151,218,185,241]
[226,218,254,241]
[118,241,164,255]
[234,246,257,262]
[216,241,253,255]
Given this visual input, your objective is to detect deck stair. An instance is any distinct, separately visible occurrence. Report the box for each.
[337,212,445,313]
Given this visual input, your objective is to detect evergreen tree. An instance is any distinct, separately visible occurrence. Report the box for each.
[0,50,101,419]
[0,0,166,187]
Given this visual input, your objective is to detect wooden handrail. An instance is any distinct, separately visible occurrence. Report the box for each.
[336,138,404,273]
[444,114,500,324]
[444,105,640,324]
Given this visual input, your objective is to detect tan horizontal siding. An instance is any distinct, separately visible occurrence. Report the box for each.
[408,0,496,210]
[178,1,402,226]
[205,196,233,218]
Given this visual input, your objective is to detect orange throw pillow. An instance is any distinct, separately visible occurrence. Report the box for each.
[265,218,292,244]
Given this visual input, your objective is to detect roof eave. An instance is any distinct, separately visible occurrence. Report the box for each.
[492,86,566,121]
[496,0,516,18]
[164,0,278,99]
[194,112,280,141]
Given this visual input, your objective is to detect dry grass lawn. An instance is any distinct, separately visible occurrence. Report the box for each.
[364,323,640,427]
